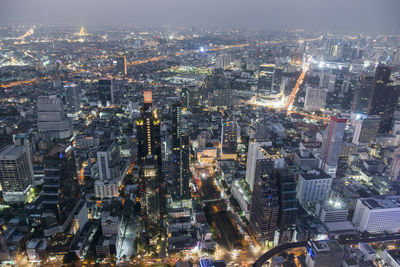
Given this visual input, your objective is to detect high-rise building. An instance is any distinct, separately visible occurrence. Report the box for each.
[172,102,190,199]
[95,141,128,198]
[304,87,328,111]
[245,140,272,191]
[41,158,80,236]
[250,159,277,244]
[319,116,347,177]
[0,145,34,203]
[258,64,275,95]
[352,196,400,234]
[274,169,298,245]
[116,56,127,75]
[352,115,381,145]
[352,75,374,115]
[368,64,400,134]
[296,171,333,205]
[37,95,72,139]
[221,121,239,158]
[136,90,164,244]
[63,83,80,118]
[202,68,232,108]
[98,79,114,107]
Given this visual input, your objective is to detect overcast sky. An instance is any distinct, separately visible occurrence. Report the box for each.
[1,0,399,33]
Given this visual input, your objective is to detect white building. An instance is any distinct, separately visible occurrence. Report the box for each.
[37,95,72,139]
[95,180,119,198]
[352,115,381,145]
[245,140,272,191]
[296,170,333,205]
[304,87,327,111]
[352,196,400,234]
[315,200,348,223]
[0,145,34,203]
[231,179,251,220]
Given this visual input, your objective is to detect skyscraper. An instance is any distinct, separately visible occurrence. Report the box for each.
[98,79,114,107]
[172,102,190,199]
[352,75,374,115]
[37,95,72,139]
[221,121,239,159]
[319,116,347,177]
[202,68,232,108]
[352,115,381,145]
[136,90,164,244]
[367,64,400,134]
[63,83,80,118]
[0,145,34,203]
[250,159,277,244]
[245,140,272,191]
[116,56,127,76]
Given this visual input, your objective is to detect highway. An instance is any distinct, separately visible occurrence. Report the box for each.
[252,235,400,267]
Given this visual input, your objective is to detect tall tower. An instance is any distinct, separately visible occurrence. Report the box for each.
[352,115,381,145]
[116,56,127,76]
[250,159,277,245]
[136,90,163,244]
[172,102,190,199]
[367,64,400,134]
[0,145,34,203]
[352,75,375,115]
[319,116,347,177]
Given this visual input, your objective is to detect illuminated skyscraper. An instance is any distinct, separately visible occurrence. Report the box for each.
[367,64,400,134]
[136,90,164,244]
[172,102,190,199]
[352,75,375,115]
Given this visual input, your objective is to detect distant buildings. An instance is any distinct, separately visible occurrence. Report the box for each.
[202,68,233,108]
[0,145,34,203]
[37,95,72,139]
[352,196,400,234]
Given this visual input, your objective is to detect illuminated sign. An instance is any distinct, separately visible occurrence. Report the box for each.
[143,90,152,104]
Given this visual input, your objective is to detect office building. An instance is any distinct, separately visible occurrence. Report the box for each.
[0,145,34,203]
[352,115,380,145]
[381,249,400,267]
[250,159,277,244]
[296,171,333,205]
[221,121,239,159]
[98,79,114,107]
[41,161,80,236]
[304,87,327,111]
[352,75,375,115]
[37,95,72,139]
[367,64,400,134]
[319,116,347,177]
[274,169,298,245]
[305,240,344,267]
[116,56,127,75]
[172,101,190,199]
[315,200,348,223]
[352,196,400,234]
[202,68,232,108]
[63,83,80,118]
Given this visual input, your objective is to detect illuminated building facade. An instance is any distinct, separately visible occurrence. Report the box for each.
[221,121,239,159]
[136,90,164,244]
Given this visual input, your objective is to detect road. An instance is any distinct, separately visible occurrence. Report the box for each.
[252,235,400,267]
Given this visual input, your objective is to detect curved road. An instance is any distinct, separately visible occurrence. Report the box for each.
[253,235,400,267]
